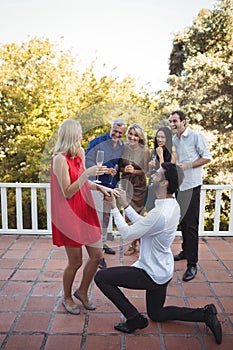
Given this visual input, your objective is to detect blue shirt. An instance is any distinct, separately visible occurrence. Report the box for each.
[85,133,125,188]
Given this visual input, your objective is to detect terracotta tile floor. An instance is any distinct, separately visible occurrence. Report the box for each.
[0,235,233,350]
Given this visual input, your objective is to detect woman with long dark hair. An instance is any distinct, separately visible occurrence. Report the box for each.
[146,126,175,212]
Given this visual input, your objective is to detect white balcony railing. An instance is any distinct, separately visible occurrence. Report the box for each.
[0,183,233,236]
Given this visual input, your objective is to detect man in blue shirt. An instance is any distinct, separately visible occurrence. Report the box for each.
[86,118,126,268]
[168,110,211,282]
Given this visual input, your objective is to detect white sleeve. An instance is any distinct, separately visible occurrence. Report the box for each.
[112,207,160,241]
[124,206,141,223]
[111,208,128,233]
[196,132,212,160]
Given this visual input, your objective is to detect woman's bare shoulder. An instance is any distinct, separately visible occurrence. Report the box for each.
[53,153,68,171]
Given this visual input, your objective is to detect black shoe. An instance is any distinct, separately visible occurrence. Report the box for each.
[174,251,186,261]
[182,266,197,281]
[103,244,116,255]
[204,304,222,344]
[114,313,148,333]
[98,258,107,269]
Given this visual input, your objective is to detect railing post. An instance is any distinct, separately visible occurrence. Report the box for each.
[31,187,38,231]
[229,189,233,234]
[16,187,23,230]
[1,187,8,230]
[46,187,52,232]
[199,188,206,235]
[214,189,221,234]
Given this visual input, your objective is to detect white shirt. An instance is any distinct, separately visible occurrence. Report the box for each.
[173,127,211,191]
[112,198,180,284]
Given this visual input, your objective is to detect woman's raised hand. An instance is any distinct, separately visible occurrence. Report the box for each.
[124,164,134,173]
[156,146,163,159]
[85,165,107,177]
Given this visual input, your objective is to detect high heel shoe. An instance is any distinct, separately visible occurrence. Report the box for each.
[73,290,96,310]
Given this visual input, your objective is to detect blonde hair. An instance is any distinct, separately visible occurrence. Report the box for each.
[53,119,84,160]
[126,123,147,145]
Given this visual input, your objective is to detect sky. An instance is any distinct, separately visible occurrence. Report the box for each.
[0,0,217,91]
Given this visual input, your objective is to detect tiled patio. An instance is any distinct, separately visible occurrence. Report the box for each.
[0,234,233,350]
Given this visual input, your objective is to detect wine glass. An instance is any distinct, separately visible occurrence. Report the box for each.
[109,164,119,185]
[149,154,157,185]
[94,150,104,183]
[151,153,157,173]
[117,180,123,189]
[129,154,134,165]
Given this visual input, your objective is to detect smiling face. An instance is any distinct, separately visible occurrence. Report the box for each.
[127,128,140,146]
[156,130,166,147]
[168,113,186,136]
[110,124,125,142]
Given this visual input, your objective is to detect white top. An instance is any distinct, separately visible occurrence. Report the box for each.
[173,127,211,191]
[112,198,180,284]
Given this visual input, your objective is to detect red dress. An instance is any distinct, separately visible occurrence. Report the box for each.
[50,154,102,247]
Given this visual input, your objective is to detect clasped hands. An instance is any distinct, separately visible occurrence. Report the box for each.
[104,189,129,210]
[124,164,134,174]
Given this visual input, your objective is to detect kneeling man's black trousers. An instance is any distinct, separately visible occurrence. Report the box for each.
[95,266,205,322]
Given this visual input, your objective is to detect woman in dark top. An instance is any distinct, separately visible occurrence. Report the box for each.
[146,126,175,212]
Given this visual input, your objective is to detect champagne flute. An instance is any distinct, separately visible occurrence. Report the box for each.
[94,150,104,183]
[109,164,119,185]
[151,153,157,173]
[149,153,157,185]
[117,180,123,189]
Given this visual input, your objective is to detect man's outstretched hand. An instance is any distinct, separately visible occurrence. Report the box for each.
[104,189,129,210]
[117,189,129,209]
[104,191,117,209]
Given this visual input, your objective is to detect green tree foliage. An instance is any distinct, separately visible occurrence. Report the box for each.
[167,0,233,131]
[0,38,79,182]
[1,7,232,230]
[164,0,233,229]
[162,0,233,186]
[0,37,160,229]
[0,37,159,185]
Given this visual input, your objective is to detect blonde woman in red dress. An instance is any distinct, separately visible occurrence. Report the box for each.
[51,119,114,314]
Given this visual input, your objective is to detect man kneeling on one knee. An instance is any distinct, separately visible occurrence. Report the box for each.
[94,162,222,345]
